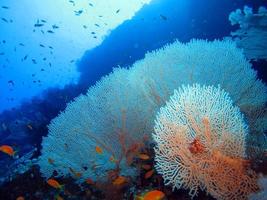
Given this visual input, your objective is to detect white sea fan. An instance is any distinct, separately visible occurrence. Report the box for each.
[153,84,258,199]
[37,67,148,181]
[130,39,266,109]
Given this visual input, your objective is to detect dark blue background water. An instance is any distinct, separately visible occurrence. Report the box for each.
[0,0,266,185]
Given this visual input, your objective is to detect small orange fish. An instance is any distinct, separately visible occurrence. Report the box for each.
[16,196,25,200]
[47,178,63,190]
[144,169,154,179]
[141,164,152,170]
[112,176,127,185]
[85,178,94,185]
[48,158,54,164]
[143,190,165,200]
[0,145,15,156]
[138,153,150,160]
[95,146,103,154]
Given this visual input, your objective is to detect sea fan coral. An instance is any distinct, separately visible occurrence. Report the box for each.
[153,84,259,200]
[37,67,149,182]
[130,39,266,109]
[129,39,267,158]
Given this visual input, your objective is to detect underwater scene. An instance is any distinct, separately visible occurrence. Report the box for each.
[0,0,267,199]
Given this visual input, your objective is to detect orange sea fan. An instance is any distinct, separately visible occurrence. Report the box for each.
[153,84,259,200]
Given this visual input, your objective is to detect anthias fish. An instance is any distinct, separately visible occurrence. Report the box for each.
[0,145,15,156]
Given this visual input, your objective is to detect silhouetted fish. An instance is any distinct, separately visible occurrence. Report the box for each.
[8,80,14,86]
[69,0,75,6]
[1,18,8,23]
[91,32,95,34]
[52,24,59,29]
[89,3,93,7]
[19,43,25,46]
[47,30,54,33]
[41,19,47,23]
[74,10,83,16]
[160,14,167,20]
[116,9,120,13]
[32,59,37,64]
[1,6,9,9]
[23,55,28,60]
[94,24,100,27]
[48,46,53,49]
[0,52,4,55]
[83,25,87,29]
[39,44,45,47]
[34,23,44,27]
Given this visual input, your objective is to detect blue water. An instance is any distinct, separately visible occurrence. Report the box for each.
[0,0,266,199]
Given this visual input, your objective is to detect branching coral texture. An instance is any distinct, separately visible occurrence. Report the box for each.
[153,84,259,200]
[37,68,148,181]
[229,6,267,60]
[130,39,267,157]
[38,40,266,183]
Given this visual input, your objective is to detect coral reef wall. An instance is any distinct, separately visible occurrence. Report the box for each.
[37,68,150,181]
